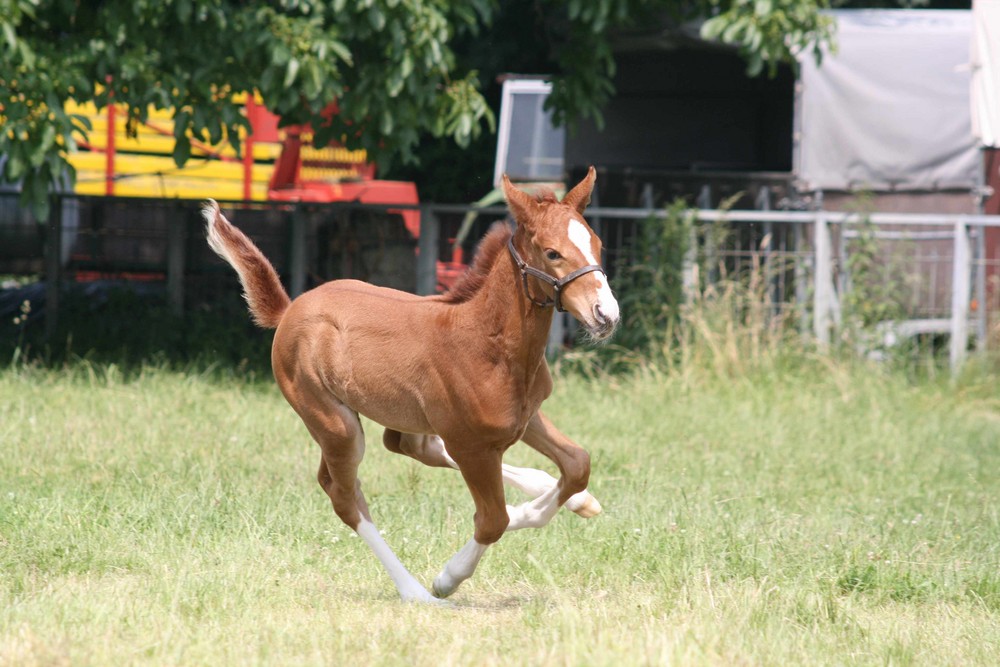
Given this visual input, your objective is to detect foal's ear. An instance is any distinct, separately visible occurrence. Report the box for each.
[501,174,537,225]
[562,166,597,215]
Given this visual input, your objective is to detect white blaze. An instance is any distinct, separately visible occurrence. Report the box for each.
[567,219,619,322]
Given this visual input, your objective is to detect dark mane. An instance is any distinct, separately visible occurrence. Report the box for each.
[438,222,513,304]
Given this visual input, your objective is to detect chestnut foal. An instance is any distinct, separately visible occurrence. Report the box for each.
[204,168,619,602]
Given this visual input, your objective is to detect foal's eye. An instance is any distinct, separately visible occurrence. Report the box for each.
[545,250,561,261]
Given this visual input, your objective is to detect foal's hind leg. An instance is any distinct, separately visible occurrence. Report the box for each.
[302,402,439,603]
[383,428,600,517]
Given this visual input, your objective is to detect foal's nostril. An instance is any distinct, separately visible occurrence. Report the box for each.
[594,303,607,324]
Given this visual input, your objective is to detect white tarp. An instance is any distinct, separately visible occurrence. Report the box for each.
[972,0,1000,147]
[797,10,980,191]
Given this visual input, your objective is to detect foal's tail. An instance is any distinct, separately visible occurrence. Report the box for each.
[202,200,290,329]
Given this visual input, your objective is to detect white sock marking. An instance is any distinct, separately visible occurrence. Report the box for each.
[501,464,557,498]
[502,464,597,513]
[506,483,562,531]
[430,435,459,469]
[433,538,489,598]
[356,519,440,603]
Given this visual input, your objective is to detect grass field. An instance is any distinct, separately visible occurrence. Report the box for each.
[2,358,999,665]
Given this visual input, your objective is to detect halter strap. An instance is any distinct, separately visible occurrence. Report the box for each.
[507,236,605,312]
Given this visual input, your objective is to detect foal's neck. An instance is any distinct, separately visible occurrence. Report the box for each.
[469,238,553,372]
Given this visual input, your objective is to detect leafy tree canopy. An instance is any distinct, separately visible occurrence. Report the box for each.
[1,0,837,217]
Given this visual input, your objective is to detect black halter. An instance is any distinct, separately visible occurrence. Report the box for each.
[507,236,605,312]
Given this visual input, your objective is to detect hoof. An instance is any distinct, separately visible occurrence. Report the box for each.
[566,491,603,518]
[432,575,458,599]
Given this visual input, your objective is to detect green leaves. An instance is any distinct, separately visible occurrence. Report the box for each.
[1,0,836,219]
[433,72,495,149]
[1,0,499,217]
[1,0,85,219]
[699,0,836,77]
[172,136,192,168]
[31,124,55,168]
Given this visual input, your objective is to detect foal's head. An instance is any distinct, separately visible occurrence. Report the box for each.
[502,167,620,340]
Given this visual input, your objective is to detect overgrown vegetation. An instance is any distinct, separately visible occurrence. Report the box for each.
[606,200,692,358]
[836,195,917,364]
[562,199,984,380]
[563,200,802,377]
[841,209,907,332]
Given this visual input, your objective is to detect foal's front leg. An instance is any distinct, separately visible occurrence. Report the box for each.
[520,410,602,518]
[383,428,602,518]
[501,412,597,532]
[432,447,507,598]
[432,422,600,598]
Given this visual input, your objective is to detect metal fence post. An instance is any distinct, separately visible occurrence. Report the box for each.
[289,205,307,298]
[974,227,987,353]
[44,195,62,341]
[813,211,833,346]
[547,313,565,358]
[975,147,989,353]
[416,205,439,296]
[794,222,808,339]
[757,187,780,315]
[166,215,186,316]
[682,211,698,303]
[949,220,971,375]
